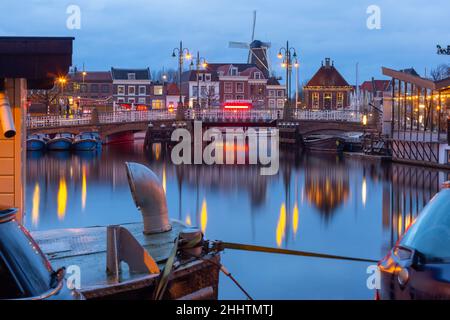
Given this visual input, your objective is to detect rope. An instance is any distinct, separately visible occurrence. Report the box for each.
[217,241,379,263]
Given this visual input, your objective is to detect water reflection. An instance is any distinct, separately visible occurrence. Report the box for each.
[25,140,450,299]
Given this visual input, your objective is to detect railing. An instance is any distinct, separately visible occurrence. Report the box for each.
[186,109,282,121]
[27,110,176,129]
[294,110,364,123]
[27,109,368,129]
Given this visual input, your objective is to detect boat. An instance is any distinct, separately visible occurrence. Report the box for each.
[7,163,221,300]
[26,133,48,151]
[72,132,99,151]
[303,134,345,153]
[46,133,74,151]
[341,132,364,152]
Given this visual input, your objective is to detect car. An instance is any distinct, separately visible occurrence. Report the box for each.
[377,183,450,300]
[0,207,84,300]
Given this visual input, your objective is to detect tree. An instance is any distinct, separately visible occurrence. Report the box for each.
[430,64,450,81]
[28,88,60,114]
[202,86,220,109]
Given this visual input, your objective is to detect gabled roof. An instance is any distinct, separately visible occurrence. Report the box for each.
[70,71,112,83]
[305,58,350,87]
[180,70,219,82]
[360,80,391,92]
[267,77,282,86]
[207,63,256,74]
[165,83,180,95]
[111,67,151,80]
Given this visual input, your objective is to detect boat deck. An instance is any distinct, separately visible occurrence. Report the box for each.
[31,220,220,299]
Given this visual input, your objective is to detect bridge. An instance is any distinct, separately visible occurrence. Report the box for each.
[27,109,377,143]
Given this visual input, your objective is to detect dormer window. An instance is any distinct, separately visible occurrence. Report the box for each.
[127,73,136,80]
[197,74,204,81]
[230,67,238,76]
[205,74,211,81]
[254,72,262,79]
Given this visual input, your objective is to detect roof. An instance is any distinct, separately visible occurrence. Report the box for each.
[400,68,420,77]
[207,63,256,73]
[111,68,151,80]
[435,76,450,90]
[165,83,180,95]
[360,80,390,92]
[70,71,112,83]
[267,77,282,86]
[180,70,219,82]
[305,58,350,87]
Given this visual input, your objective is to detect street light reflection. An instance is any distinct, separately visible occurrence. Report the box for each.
[57,177,67,221]
[276,203,287,247]
[31,183,40,227]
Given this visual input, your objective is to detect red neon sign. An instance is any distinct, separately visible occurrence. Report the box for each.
[223,101,252,110]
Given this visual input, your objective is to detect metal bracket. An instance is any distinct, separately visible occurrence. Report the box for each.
[106,225,160,281]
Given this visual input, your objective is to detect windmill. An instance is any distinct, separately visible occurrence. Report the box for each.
[228,10,272,78]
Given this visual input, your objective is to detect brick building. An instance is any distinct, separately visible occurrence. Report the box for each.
[303,58,353,109]
[111,68,152,105]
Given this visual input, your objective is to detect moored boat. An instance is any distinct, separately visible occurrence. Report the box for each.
[46,133,74,151]
[26,133,48,151]
[72,132,98,151]
[303,134,345,153]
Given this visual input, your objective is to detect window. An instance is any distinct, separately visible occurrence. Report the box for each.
[205,74,211,81]
[268,90,275,97]
[117,85,125,95]
[277,90,284,97]
[201,86,207,96]
[90,84,99,93]
[128,86,136,95]
[236,82,244,93]
[236,95,245,100]
[138,97,146,104]
[254,72,262,79]
[154,85,163,95]
[277,99,285,108]
[152,99,163,109]
[197,74,203,81]
[101,84,110,93]
[337,92,344,108]
[224,94,233,101]
[208,86,215,95]
[193,86,199,96]
[269,99,276,108]
[117,97,125,103]
[80,84,88,93]
[139,86,146,95]
[224,82,233,93]
[312,92,319,109]
[127,73,136,80]
[128,97,135,103]
[230,67,238,76]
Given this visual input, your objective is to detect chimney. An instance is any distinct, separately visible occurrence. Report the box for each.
[325,58,331,68]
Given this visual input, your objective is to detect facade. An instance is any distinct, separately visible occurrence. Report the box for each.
[111,68,152,105]
[303,58,353,110]
[164,83,183,109]
[359,79,391,109]
[266,77,286,109]
[67,71,113,100]
[180,70,220,108]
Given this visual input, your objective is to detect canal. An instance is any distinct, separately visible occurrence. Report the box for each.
[25,139,449,299]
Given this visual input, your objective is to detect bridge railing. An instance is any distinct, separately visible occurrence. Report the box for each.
[98,110,176,124]
[26,114,92,128]
[185,109,282,121]
[293,110,364,123]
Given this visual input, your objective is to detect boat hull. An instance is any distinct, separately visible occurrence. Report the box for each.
[26,139,46,151]
[304,136,345,153]
[72,139,97,151]
[47,138,72,151]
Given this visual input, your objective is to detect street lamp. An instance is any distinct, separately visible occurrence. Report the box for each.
[172,41,191,120]
[278,41,298,120]
[190,51,208,110]
[57,76,67,116]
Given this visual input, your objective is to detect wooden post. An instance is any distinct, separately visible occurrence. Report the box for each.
[0,79,27,222]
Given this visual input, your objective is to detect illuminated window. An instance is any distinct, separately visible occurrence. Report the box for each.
[154,86,163,95]
[312,92,319,108]
[152,99,163,109]
[224,82,233,93]
[337,92,344,108]
[117,85,125,95]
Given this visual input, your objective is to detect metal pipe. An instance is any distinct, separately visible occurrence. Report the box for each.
[0,80,16,138]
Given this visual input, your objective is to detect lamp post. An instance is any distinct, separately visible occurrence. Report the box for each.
[278,41,298,120]
[190,51,208,111]
[57,76,67,116]
[172,41,191,120]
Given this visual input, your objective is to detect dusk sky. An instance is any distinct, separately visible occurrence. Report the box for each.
[1,0,449,85]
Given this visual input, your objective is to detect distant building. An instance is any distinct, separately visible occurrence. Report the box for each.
[180,69,220,108]
[67,71,113,100]
[266,77,286,109]
[359,79,391,111]
[111,68,152,105]
[303,58,353,110]
[164,83,183,109]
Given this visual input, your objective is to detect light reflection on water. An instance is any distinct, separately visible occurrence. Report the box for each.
[25,141,449,299]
